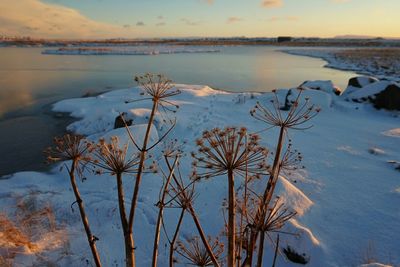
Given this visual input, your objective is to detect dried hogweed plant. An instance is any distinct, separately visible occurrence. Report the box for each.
[90,136,140,267]
[45,134,102,267]
[176,236,224,267]
[151,153,179,267]
[279,141,304,176]
[164,154,221,267]
[254,197,297,267]
[192,127,269,267]
[114,74,180,267]
[126,74,180,228]
[241,88,320,266]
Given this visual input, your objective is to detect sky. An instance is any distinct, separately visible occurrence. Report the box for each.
[0,0,399,39]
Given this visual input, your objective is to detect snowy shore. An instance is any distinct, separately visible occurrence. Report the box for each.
[283,48,400,83]
[1,79,399,266]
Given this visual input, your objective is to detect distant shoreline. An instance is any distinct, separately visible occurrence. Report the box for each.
[2,37,400,47]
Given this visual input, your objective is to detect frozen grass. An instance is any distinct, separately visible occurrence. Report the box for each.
[284,48,400,80]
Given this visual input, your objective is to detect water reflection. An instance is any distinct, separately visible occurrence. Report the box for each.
[0,76,33,117]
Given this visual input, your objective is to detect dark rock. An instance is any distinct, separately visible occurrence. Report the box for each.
[114,112,133,129]
[283,246,310,265]
[373,84,400,110]
[347,76,378,88]
[280,89,292,111]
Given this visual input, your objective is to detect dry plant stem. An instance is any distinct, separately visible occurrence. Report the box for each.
[69,160,102,267]
[272,235,280,267]
[237,149,249,267]
[116,172,135,267]
[243,127,286,267]
[188,205,220,267]
[119,99,158,267]
[152,156,179,267]
[256,231,265,267]
[245,229,257,267]
[165,159,220,267]
[262,127,285,213]
[129,100,159,230]
[252,127,286,266]
[169,208,185,267]
[228,169,236,267]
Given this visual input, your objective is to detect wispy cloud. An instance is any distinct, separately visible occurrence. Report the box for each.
[227,17,243,24]
[136,21,145,26]
[0,0,136,38]
[156,22,166,26]
[181,18,200,26]
[261,0,283,8]
[267,16,299,22]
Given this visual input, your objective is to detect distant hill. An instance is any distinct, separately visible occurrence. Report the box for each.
[334,35,400,40]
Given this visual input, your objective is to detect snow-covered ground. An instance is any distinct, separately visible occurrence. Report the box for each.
[283,48,400,83]
[1,80,399,266]
[42,46,220,56]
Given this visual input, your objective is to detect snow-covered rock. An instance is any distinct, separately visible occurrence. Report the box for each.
[300,80,342,96]
[342,76,380,97]
[343,81,400,110]
[348,76,379,89]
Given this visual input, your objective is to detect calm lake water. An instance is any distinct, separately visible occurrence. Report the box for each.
[0,46,357,176]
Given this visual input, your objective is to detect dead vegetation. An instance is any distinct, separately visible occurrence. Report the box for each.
[334,48,400,77]
[0,193,67,266]
[41,74,319,266]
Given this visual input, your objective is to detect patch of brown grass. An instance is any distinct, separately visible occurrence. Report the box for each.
[334,48,400,76]
[0,194,67,265]
[0,213,38,254]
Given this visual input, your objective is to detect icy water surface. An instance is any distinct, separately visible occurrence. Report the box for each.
[0,46,357,176]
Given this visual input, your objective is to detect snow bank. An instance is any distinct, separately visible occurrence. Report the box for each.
[382,128,400,138]
[2,82,400,266]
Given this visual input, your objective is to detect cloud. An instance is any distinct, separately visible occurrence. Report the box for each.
[156,22,166,26]
[181,18,200,26]
[261,0,283,8]
[201,0,214,4]
[227,17,243,24]
[136,21,145,26]
[267,16,299,22]
[0,0,136,38]
[157,15,164,20]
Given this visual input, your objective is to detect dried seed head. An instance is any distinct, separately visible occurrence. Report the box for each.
[191,127,269,180]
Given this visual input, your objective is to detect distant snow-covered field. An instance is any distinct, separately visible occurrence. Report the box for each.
[283,48,400,82]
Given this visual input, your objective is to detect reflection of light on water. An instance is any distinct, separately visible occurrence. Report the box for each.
[0,89,34,117]
[254,49,356,91]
